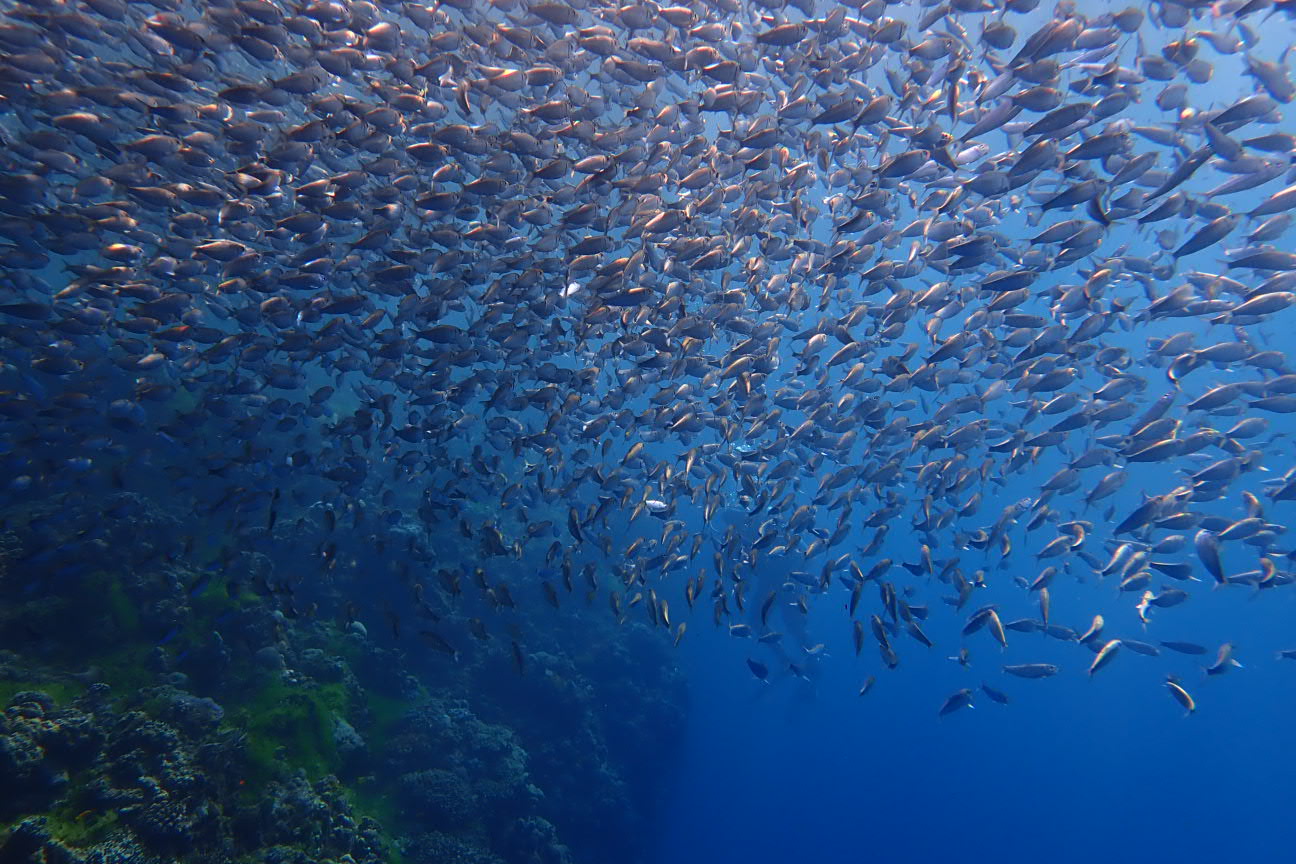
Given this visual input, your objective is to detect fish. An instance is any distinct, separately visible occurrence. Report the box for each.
[1088,640,1123,677]
[0,0,1288,737]
[1195,530,1227,586]
[1205,643,1243,676]
[981,683,1011,705]
[1077,615,1105,646]
[1003,664,1060,679]
[1165,677,1196,716]
[1161,641,1208,656]
[418,630,459,662]
[1173,215,1239,259]
[510,640,527,676]
[939,688,975,717]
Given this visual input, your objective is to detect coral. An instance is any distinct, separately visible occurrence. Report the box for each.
[180,631,232,691]
[120,795,206,855]
[0,490,687,864]
[0,818,49,864]
[0,692,103,818]
[0,718,59,810]
[245,773,386,864]
[396,768,477,828]
[403,831,504,864]
[39,837,87,864]
[80,835,163,864]
[332,715,366,766]
[252,846,312,864]
[458,621,686,864]
[348,641,425,702]
[502,817,573,864]
[225,676,353,786]
[0,675,83,713]
[387,700,537,818]
[255,647,288,672]
[139,687,224,738]
[296,648,349,684]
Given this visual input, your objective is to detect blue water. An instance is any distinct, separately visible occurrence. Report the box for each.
[647,9,1296,858]
[663,585,1296,864]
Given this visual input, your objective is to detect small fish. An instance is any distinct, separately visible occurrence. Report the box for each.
[0,0,1289,730]
[1003,663,1059,679]
[1088,640,1122,677]
[981,682,1010,705]
[1161,641,1208,656]
[1165,677,1196,715]
[939,688,975,717]
[1077,614,1105,645]
[1195,530,1227,586]
[1205,643,1242,676]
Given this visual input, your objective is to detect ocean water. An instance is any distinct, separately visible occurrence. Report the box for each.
[661,513,1296,864]
[1,0,1295,863]
[654,11,1296,861]
[657,22,1296,858]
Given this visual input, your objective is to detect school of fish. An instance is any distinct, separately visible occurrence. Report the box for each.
[2,0,1296,718]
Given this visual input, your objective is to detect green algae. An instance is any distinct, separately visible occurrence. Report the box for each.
[101,574,140,633]
[53,571,154,696]
[42,803,120,849]
[68,568,247,700]
[344,782,406,864]
[364,688,418,741]
[219,674,410,863]
[92,646,155,696]
[189,572,260,618]
[0,678,83,708]
[0,765,121,852]
[226,676,352,789]
[1,567,410,864]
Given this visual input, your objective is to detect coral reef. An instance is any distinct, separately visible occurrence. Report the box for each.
[402,831,504,864]
[0,492,686,864]
[0,686,384,864]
